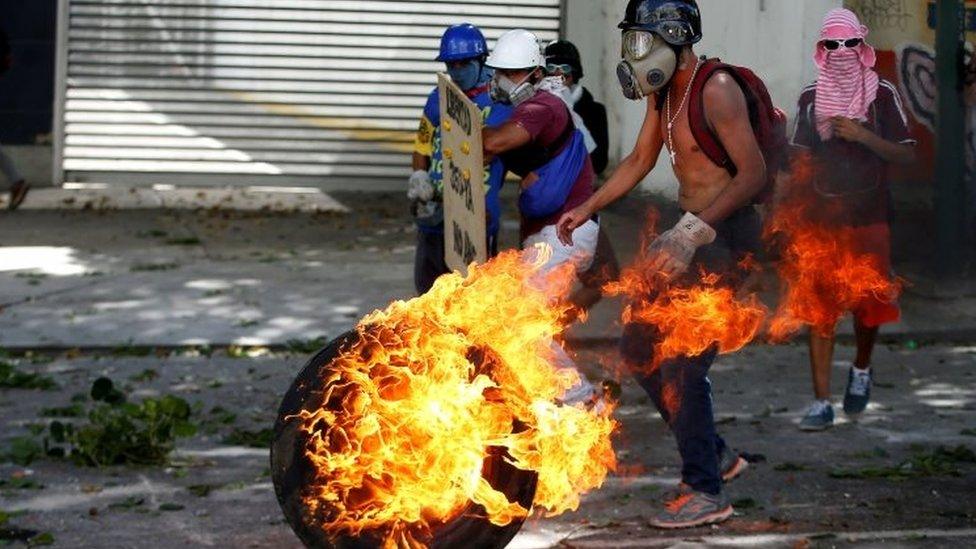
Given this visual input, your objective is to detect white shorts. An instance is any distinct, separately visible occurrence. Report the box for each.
[522,219,602,405]
[522,219,600,279]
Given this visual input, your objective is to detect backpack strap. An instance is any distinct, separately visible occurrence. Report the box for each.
[500,101,577,177]
[688,58,747,178]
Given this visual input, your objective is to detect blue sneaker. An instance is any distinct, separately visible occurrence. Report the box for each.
[843,366,872,416]
[799,400,834,431]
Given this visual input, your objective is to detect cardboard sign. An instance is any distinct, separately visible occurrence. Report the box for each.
[438,73,488,274]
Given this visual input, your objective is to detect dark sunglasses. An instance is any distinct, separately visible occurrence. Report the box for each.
[822,38,863,50]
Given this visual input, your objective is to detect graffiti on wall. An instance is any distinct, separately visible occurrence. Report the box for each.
[845,0,976,186]
[896,43,936,132]
[896,42,976,178]
[847,0,916,33]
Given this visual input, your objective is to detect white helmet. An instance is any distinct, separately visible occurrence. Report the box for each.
[486,29,544,70]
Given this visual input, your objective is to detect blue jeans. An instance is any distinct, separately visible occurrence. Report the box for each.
[621,324,725,495]
[619,206,761,496]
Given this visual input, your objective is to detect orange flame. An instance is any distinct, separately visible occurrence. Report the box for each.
[603,211,767,372]
[767,154,902,339]
[292,247,617,546]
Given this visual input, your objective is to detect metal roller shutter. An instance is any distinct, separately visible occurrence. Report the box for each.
[58,0,562,187]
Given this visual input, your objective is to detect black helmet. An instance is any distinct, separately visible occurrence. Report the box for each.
[544,40,584,80]
[619,0,702,46]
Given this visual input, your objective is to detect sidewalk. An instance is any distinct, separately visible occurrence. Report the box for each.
[0,187,406,349]
[1,187,973,349]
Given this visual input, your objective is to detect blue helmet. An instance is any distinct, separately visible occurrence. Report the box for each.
[436,23,489,62]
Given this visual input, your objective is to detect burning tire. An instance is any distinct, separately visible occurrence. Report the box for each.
[271,330,538,549]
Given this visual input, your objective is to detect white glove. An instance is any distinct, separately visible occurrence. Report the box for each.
[647,212,717,279]
[407,170,434,202]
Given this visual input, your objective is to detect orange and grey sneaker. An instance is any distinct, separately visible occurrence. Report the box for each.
[660,448,748,503]
[648,490,733,530]
[8,180,29,210]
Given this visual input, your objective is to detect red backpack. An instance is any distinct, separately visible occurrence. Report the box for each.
[688,59,789,203]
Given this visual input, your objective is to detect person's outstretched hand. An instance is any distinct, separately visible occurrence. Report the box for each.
[556,203,594,246]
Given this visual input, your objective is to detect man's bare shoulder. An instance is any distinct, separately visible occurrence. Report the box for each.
[701,72,748,120]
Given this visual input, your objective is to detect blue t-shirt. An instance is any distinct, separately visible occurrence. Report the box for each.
[413,86,512,235]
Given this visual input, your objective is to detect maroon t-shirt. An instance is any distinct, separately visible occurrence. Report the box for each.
[510,91,595,239]
[791,80,915,226]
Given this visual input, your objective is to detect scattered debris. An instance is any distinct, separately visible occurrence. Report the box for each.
[0,472,44,491]
[187,484,217,497]
[43,378,196,466]
[109,343,153,358]
[165,237,202,246]
[27,532,54,546]
[234,319,260,328]
[200,406,237,435]
[774,462,807,472]
[108,496,145,510]
[829,445,976,480]
[130,262,179,272]
[223,427,273,449]
[2,437,43,466]
[0,361,57,390]
[733,497,758,509]
[90,377,126,404]
[14,273,48,286]
[284,336,329,354]
[135,229,168,238]
[0,509,43,544]
[128,369,160,383]
[225,345,270,359]
[40,403,85,418]
[740,452,767,464]
[850,446,890,459]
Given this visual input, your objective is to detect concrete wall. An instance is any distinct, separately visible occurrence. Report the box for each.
[565,0,841,196]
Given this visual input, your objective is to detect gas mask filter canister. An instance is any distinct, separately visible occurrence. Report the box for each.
[490,71,538,106]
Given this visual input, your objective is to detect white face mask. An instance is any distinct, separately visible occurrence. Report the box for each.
[536,75,567,95]
[490,71,538,106]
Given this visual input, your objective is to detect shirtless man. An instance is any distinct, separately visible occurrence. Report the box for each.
[557,0,764,529]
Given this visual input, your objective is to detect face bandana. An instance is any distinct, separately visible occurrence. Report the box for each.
[814,8,879,140]
[447,60,483,92]
[616,31,678,100]
[536,75,568,96]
